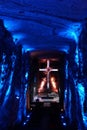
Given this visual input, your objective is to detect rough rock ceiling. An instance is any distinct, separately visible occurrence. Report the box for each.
[0,0,87,53]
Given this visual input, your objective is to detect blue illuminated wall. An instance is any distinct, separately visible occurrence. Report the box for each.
[0,19,30,129]
[0,19,16,129]
[79,23,87,128]
[64,23,87,130]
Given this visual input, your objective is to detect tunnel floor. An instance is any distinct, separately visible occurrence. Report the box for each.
[11,107,75,130]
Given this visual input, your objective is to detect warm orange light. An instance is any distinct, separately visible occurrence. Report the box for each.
[38,78,46,93]
[51,77,58,93]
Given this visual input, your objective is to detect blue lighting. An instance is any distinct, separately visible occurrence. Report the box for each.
[15,90,20,97]
[65,60,68,79]
[27,115,30,118]
[64,87,71,121]
[4,19,21,32]
[11,53,16,67]
[61,115,64,119]
[59,23,82,43]
[0,64,8,90]
[74,46,80,66]
[79,49,83,76]
[59,30,77,42]
[0,53,8,90]
[16,96,20,99]
[23,122,26,125]
[77,83,85,115]
[26,113,32,122]
[0,53,16,106]
[22,46,35,53]
[5,83,11,97]
[77,83,85,105]
[26,48,35,51]
[83,116,87,127]
[2,54,16,106]
[77,83,86,127]
[57,47,69,53]
[17,106,22,122]
[63,122,67,126]
[64,89,67,108]
[13,33,26,43]
[25,72,28,79]
[22,113,32,126]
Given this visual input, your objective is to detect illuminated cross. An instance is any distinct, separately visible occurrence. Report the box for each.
[39,59,58,89]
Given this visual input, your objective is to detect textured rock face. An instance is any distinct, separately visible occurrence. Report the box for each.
[0,0,87,129]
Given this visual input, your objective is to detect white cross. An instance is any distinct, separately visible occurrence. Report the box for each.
[39,59,58,89]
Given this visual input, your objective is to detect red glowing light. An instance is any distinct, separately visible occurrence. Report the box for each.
[50,77,58,93]
[38,78,46,93]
